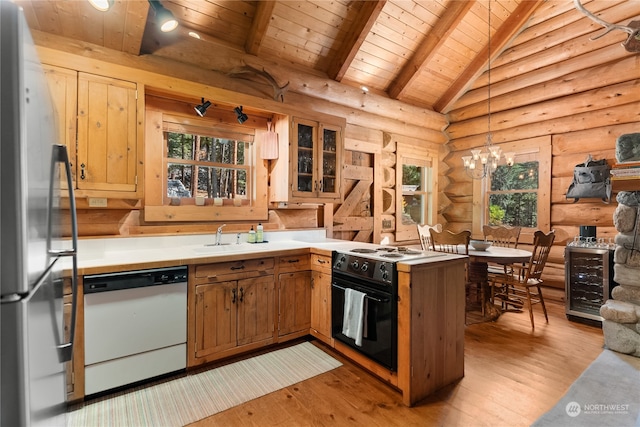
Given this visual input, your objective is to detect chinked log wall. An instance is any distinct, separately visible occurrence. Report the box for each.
[32,30,446,240]
[444,0,640,292]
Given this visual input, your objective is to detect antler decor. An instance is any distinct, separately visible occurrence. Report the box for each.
[574,0,640,52]
[227,65,290,102]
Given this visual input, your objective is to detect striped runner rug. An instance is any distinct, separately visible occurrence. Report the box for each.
[67,342,342,426]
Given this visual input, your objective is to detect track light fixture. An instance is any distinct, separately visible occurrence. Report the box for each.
[234,106,248,124]
[148,0,178,33]
[194,98,211,117]
[88,0,114,11]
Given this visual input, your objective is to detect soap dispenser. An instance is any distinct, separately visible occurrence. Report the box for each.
[256,223,264,243]
[248,226,256,243]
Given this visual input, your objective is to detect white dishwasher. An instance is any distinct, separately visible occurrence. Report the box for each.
[83,266,188,395]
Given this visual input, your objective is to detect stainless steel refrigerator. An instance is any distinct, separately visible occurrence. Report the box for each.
[1,2,78,426]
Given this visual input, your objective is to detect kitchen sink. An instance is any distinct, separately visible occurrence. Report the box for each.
[191,243,248,254]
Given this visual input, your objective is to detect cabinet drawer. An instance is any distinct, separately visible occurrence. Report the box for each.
[311,254,332,273]
[278,255,310,272]
[195,258,274,279]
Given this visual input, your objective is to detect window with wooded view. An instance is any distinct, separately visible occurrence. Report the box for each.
[487,160,539,228]
[166,132,251,203]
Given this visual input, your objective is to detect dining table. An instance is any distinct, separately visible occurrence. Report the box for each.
[466,246,532,322]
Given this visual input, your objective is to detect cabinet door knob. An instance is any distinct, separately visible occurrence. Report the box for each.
[239,287,244,302]
[80,163,86,180]
[231,288,237,304]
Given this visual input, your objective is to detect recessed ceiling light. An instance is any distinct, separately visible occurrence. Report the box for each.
[361,86,369,93]
[188,31,201,39]
[87,0,114,11]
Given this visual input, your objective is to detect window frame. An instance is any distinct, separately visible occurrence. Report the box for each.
[144,106,269,223]
[164,121,253,203]
[472,136,551,244]
[395,142,438,242]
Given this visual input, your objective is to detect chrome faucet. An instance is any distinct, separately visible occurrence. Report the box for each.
[216,224,226,245]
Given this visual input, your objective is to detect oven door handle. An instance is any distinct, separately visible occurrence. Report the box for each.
[331,283,390,303]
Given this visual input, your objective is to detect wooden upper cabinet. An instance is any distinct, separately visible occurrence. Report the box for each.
[77,73,140,196]
[270,114,344,204]
[43,66,143,199]
[43,65,78,189]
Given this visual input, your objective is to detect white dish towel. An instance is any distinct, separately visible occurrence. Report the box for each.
[342,288,366,346]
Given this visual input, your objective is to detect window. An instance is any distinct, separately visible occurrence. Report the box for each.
[472,137,551,243]
[396,142,438,242]
[487,161,538,228]
[401,163,433,226]
[166,132,250,204]
[144,98,268,222]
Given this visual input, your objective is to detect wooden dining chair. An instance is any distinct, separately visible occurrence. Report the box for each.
[429,229,470,254]
[482,225,521,249]
[489,230,556,328]
[483,225,522,300]
[429,229,478,318]
[417,223,442,251]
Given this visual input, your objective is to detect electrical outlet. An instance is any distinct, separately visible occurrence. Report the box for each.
[88,197,108,207]
[382,219,392,228]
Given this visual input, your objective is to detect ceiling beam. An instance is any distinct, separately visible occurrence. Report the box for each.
[121,1,150,55]
[245,0,276,55]
[387,0,474,101]
[434,0,544,114]
[327,0,387,82]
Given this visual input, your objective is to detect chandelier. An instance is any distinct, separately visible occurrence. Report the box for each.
[462,0,515,180]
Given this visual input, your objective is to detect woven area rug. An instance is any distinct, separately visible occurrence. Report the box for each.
[67,342,341,427]
[533,349,640,427]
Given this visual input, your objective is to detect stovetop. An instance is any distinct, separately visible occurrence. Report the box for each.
[332,247,446,285]
[338,246,444,262]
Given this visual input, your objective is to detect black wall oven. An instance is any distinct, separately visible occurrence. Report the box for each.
[331,250,398,371]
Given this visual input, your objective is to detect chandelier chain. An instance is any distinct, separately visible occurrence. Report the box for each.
[461,0,515,179]
[487,0,491,144]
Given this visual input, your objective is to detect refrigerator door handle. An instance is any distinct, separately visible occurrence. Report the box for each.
[49,144,78,363]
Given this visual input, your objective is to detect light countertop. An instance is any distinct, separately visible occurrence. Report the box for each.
[64,229,465,275]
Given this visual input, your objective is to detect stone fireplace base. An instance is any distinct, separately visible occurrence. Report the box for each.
[600,191,640,356]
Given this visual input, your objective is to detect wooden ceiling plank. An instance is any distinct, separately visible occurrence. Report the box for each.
[121,1,150,56]
[245,0,276,55]
[327,0,387,81]
[387,0,474,101]
[434,0,544,114]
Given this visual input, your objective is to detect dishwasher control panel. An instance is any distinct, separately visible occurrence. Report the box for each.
[84,266,188,294]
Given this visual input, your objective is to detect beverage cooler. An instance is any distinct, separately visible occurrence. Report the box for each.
[564,246,618,323]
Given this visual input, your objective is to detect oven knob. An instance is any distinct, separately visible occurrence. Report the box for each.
[382,271,389,281]
[351,260,359,269]
[361,262,368,272]
[379,264,386,271]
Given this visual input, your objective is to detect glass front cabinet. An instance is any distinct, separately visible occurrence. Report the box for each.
[292,118,341,200]
[269,115,344,204]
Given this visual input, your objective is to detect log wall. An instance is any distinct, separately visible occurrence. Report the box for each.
[444,0,640,291]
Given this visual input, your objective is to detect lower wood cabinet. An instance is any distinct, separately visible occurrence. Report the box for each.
[188,259,276,367]
[278,271,311,338]
[194,275,275,358]
[310,253,333,345]
[63,276,84,402]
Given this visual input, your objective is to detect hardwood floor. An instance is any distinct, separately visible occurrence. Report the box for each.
[188,301,604,427]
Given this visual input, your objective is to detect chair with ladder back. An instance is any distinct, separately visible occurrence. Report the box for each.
[417,223,442,251]
[489,230,555,328]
